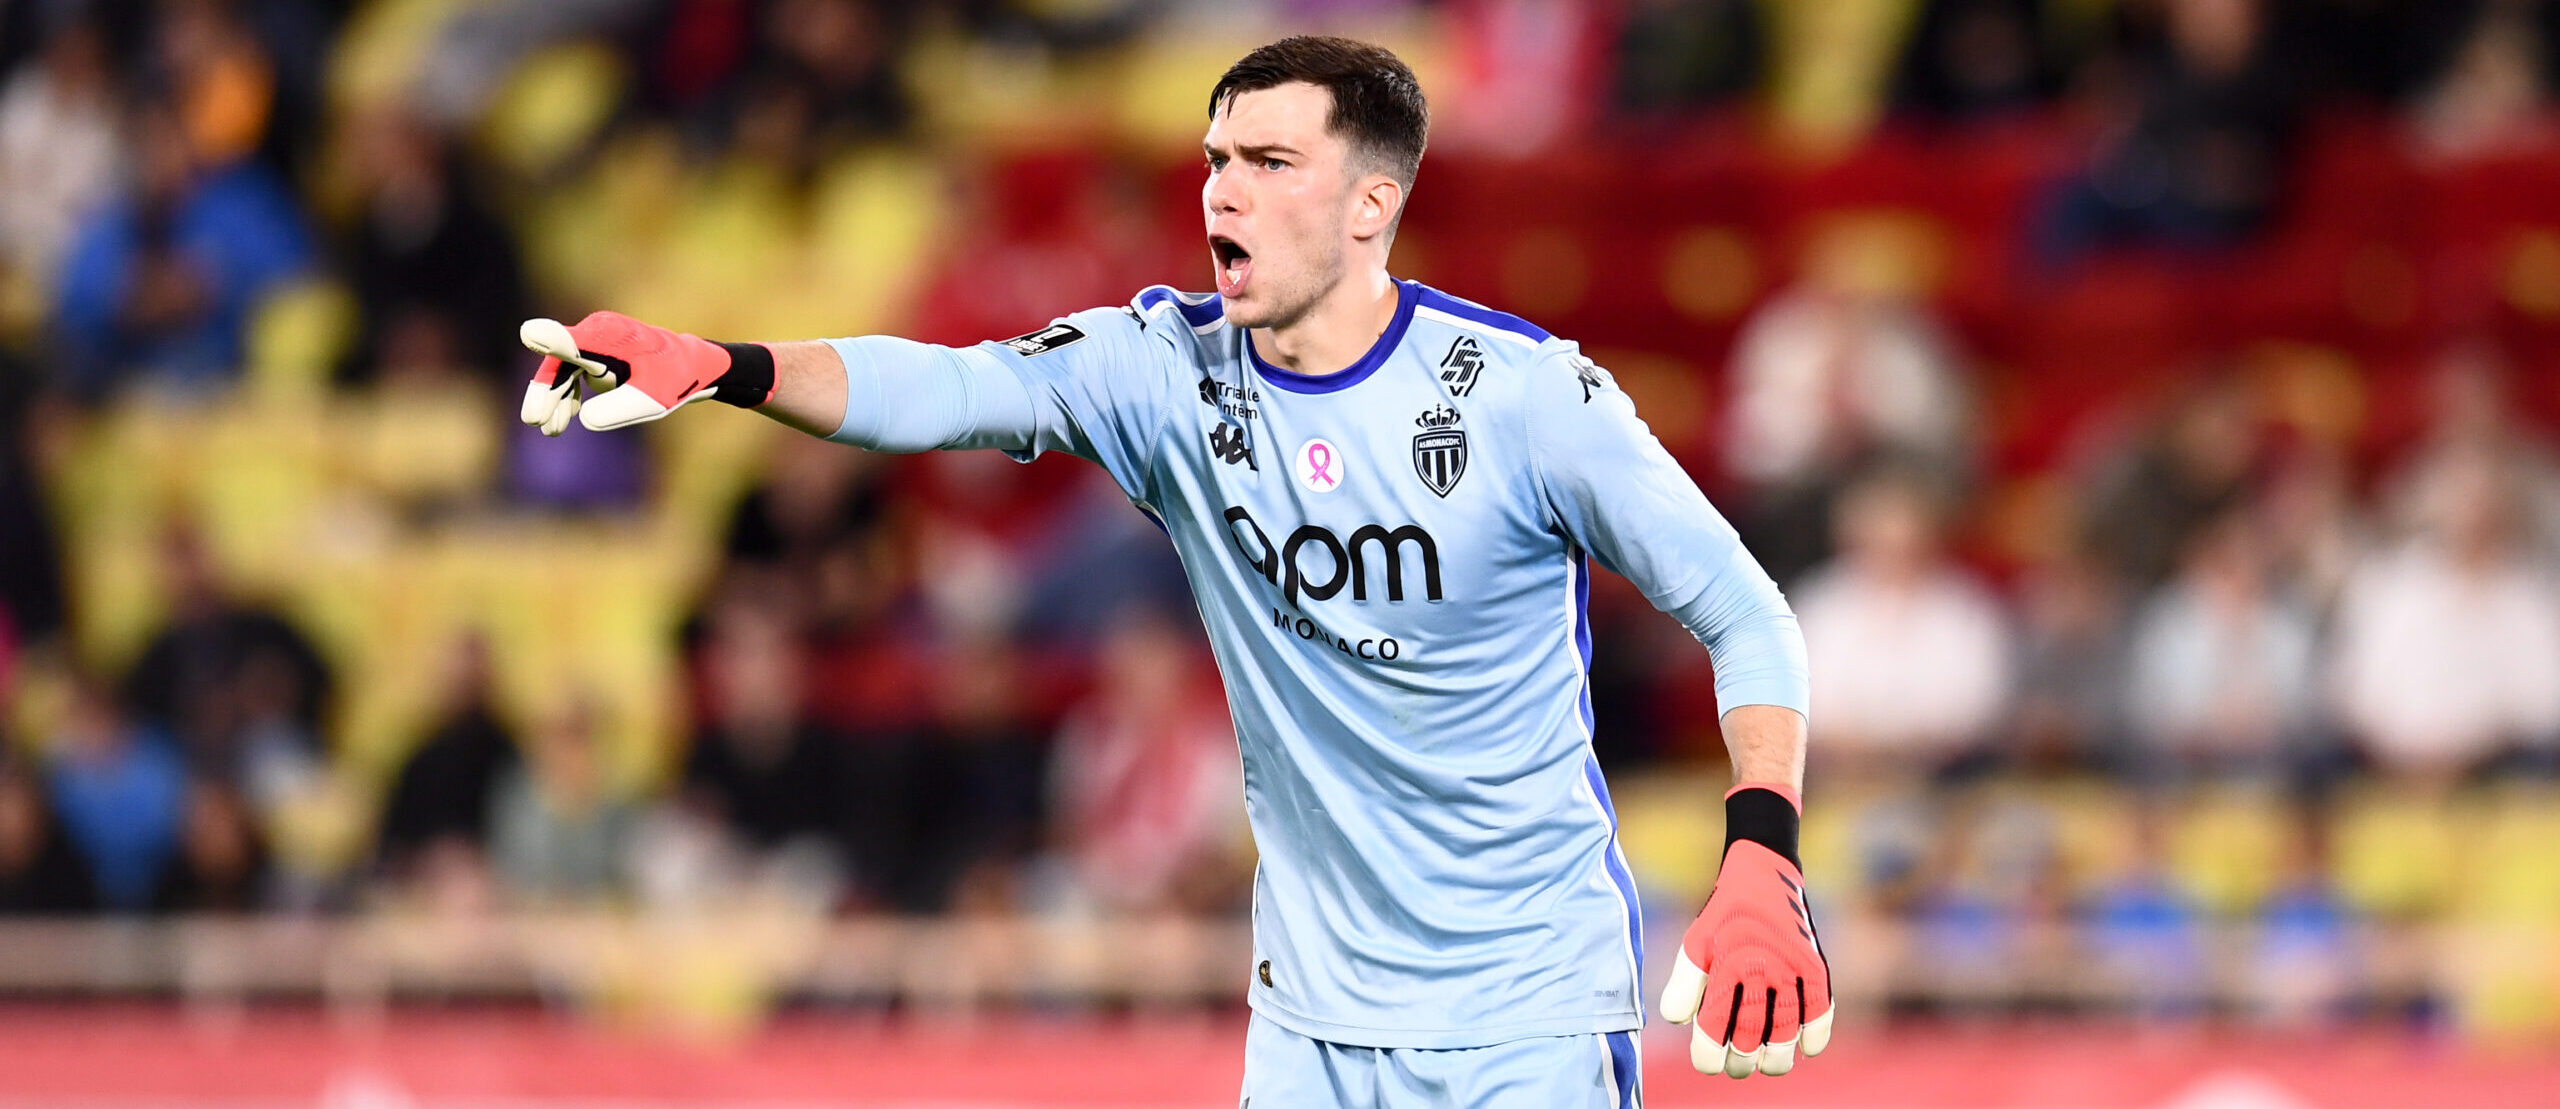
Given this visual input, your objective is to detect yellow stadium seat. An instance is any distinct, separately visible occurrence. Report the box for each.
[2039,778,2141,898]
[192,396,336,598]
[337,379,501,507]
[475,41,627,179]
[2457,787,2560,923]
[804,149,949,335]
[325,0,475,114]
[2331,788,2464,918]
[2169,786,2289,917]
[244,280,358,401]
[1610,770,1726,910]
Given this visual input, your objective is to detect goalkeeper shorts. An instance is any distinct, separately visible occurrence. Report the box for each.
[1240,1011,1640,1109]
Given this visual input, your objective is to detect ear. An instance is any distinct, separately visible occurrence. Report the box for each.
[1349,173,1404,244]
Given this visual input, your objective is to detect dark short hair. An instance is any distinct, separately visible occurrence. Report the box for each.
[1209,36,1428,190]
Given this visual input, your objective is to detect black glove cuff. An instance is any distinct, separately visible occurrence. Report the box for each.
[713,341,776,408]
[1723,787,1802,870]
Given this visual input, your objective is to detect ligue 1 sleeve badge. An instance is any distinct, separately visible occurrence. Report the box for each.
[1412,404,1467,497]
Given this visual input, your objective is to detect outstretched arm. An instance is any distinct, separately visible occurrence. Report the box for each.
[759,340,852,438]
[518,306,1176,502]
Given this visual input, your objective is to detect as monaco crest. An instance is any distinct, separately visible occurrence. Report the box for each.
[1411,404,1467,497]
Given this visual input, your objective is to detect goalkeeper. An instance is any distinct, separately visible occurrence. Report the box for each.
[519,35,1827,1107]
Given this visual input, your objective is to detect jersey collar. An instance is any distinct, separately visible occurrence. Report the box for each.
[1245,279,1418,395]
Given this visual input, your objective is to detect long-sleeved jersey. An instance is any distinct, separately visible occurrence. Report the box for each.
[824,279,1810,1048]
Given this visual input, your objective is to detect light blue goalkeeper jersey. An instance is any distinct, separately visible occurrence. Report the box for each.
[823,279,1809,1049]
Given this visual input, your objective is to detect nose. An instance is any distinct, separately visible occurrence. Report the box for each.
[1205,164,1242,216]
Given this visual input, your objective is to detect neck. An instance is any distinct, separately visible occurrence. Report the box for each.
[1250,267,1399,376]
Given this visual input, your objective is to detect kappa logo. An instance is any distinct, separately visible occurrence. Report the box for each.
[1438,336,1485,396]
[1208,423,1256,470]
[1573,355,1611,403]
[1001,323,1085,356]
[1412,404,1467,497]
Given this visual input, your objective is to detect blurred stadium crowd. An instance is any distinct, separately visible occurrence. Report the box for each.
[0,0,2558,1042]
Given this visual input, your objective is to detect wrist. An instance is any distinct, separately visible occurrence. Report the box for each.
[711,341,777,408]
[1723,783,1802,870]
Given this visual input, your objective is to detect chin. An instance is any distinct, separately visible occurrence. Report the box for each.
[1221,299,1268,328]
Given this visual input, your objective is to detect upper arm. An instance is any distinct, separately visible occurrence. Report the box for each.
[1526,346,1810,715]
[1525,347,1729,606]
[826,302,1181,504]
[979,305,1180,499]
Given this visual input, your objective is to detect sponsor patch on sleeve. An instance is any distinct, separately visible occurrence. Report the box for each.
[1000,323,1087,356]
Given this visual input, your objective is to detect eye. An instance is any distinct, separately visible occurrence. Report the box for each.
[1206,153,1227,171]
[1262,157,1287,171]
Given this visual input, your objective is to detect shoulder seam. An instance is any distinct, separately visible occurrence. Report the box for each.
[1412,305,1542,349]
[1411,285,1552,345]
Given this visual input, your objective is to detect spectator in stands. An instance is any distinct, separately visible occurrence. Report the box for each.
[47,678,187,913]
[1889,0,2068,121]
[721,431,889,629]
[51,93,311,400]
[1610,0,1765,119]
[149,0,284,171]
[1795,464,2014,777]
[2036,0,2301,261]
[0,347,66,649]
[336,107,532,387]
[1046,609,1243,915]
[151,777,268,913]
[2242,806,2360,1026]
[2008,550,2130,771]
[708,0,910,175]
[343,306,505,523]
[1722,220,1975,584]
[2330,441,2560,782]
[2122,509,2321,782]
[375,634,517,886]
[2409,0,2559,161]
[121,521,333,796]
[677,597,848,897]
[2382,339,2560,559]
[0,750,97,914]
[2254,444,2366,618]
[2079,371,2262,591]
[491,694,635,906]
[898,637,1046,913]
[0,17,123,304]
[2083,808,2210,1019]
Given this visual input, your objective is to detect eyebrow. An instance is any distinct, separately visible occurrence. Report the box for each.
[1204,141,1306,159]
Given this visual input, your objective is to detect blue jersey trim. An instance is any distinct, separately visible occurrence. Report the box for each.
[1246,280,1419,395]
[1606,1030,1640,1109]
[1583,755,1645,998]
[1137,287,1225,330]
[1574,548,1595,735]
[1413,284,1552,343]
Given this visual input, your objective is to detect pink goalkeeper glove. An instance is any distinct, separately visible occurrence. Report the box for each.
[1658,783,1834,1079]
[518,312,776,435]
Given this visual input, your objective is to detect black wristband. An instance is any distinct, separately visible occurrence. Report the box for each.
[712,341,776,408]
[1723,787,1802,870]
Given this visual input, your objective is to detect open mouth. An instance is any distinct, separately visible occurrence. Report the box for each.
[1211,235,1252,296]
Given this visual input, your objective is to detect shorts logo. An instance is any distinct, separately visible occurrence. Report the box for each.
[1412,404,1466,497]
[1439,336,1484,396]
[1001,323,1085,356]
[1294,438,1343,494]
